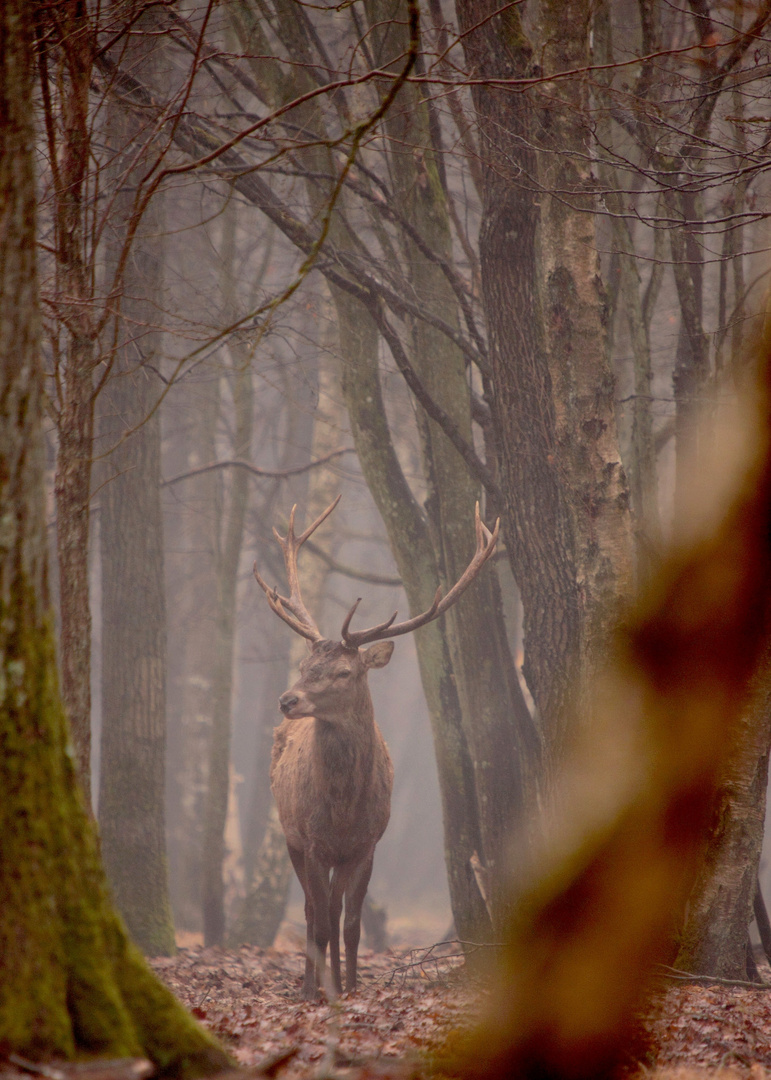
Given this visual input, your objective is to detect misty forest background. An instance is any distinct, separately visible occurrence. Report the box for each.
[31,0,771,968]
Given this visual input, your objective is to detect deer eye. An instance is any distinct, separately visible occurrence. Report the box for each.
[336,670,351,680]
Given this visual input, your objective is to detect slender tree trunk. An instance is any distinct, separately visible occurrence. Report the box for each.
[0,9,229,1067]
[202,208,255,946]
[55,357,95,791]
[335,288,491,938]
[97,127,174,958]
[43,2,98,793]
[165,376,219,932]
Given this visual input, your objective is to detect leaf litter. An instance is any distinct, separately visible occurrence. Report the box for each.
[148,934,476,1079]
[147,938,771,1080]
[5,939,771,1080]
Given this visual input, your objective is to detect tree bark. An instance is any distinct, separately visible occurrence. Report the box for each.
[42,2,99,794]
[676,661,771,978]
[455,0,580,757]
[538,0,635,690]
[164,372,220,932]
[202,207,255,946]
[96,36,175,957]
[0,7,229,1067]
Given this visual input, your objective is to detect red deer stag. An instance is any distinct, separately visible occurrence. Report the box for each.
[254,497,499,999]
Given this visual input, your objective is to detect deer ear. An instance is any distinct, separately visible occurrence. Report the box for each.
[361,640,394,669]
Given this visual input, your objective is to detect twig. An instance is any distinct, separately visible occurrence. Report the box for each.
[377,939,501,987]
[161,449,354,487]
[8,1057,67,1080]
[254,1046,300,1077]
[657,964,771,990]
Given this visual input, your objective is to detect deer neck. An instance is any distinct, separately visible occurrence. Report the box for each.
[312,691,378,789]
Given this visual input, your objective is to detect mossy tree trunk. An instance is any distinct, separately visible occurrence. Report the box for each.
[0,7,229,1069]
[97,47,175,957]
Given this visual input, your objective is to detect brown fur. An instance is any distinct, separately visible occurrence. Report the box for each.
[270,639,394,998]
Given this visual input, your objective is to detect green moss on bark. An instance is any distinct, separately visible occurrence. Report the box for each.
[0,588,230,1074]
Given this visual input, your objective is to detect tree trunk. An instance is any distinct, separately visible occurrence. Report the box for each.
[164,375,220,932]
[55,353,95,794]
[97,49,175,957]
[455,0,580,758]
[538,0,635,691]
[335,287,491,939]
[0,9,229,1067]
[230,803,292,947]
[676,662,771,978]
[202,207,255,946]
[456,0,634,760]
[41,1,99,797]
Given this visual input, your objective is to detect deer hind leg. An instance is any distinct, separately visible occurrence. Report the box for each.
[343,854,374,993]
[329,865,354,995]
[305,854,332,998]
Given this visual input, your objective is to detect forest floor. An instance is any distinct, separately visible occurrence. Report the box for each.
[146,931,771,1080]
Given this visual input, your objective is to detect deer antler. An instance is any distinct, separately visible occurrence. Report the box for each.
[253,495,341,643]
[341,502,500,648]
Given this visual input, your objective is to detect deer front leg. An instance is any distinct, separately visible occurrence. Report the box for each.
[343,854,374,993]
[305,854,331,999]
[287,846,318,1000]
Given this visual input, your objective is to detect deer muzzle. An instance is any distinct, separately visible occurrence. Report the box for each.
[279,690,301,716]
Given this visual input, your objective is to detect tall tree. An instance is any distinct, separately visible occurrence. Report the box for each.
[0,3,229,1067]
[202,204,256,946]
[97,28,175,956]
[36,0,100,792]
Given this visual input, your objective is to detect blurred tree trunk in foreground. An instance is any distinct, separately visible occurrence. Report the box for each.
[458,327,771,1080]
[97,30,175,957]
[0,6,228,1068]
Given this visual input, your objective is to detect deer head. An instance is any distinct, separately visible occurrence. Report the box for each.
[278,639,394,723]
